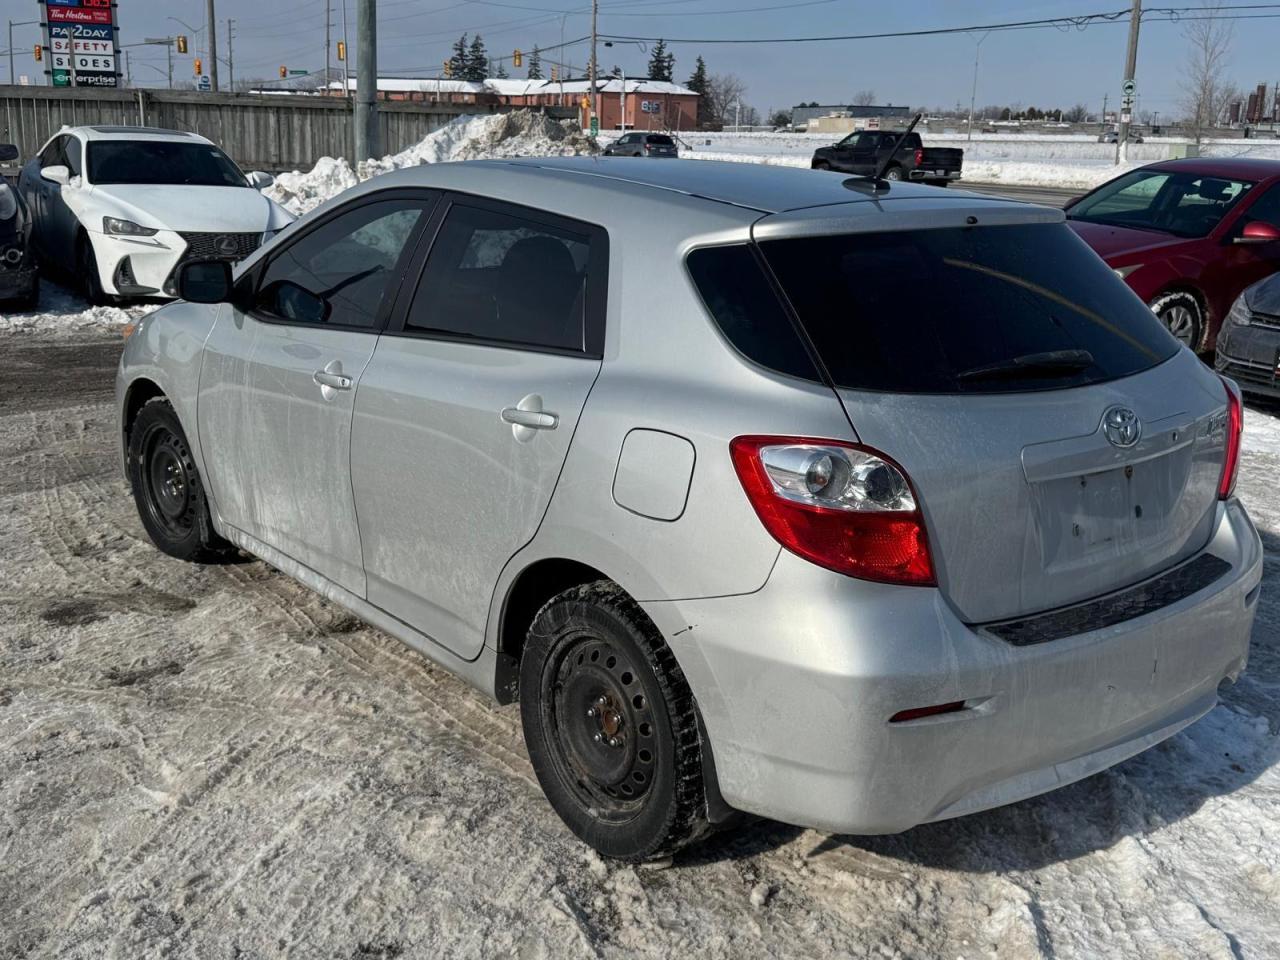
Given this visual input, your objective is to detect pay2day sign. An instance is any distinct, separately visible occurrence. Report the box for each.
[41,0,121,88]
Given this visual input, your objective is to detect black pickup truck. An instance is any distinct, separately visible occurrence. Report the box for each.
[810,130,963,185]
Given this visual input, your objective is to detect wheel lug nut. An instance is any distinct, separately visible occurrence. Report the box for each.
[586,707,597,718]
[593,733,603,743]
[596,696,607,706]
[608,737,620,748]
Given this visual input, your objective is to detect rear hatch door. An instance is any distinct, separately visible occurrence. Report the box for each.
[754,202,1231,622]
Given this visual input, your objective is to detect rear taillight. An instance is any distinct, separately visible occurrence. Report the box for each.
[914,147,924,166]
[1218,377,1243,499]
[730,436,935,586]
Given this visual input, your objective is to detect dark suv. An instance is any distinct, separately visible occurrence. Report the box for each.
[604,133,678,158]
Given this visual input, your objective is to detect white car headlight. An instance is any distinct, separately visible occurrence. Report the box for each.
[1227,292,1252,327]
[103,216,159,237]
[1113,264,1143,280]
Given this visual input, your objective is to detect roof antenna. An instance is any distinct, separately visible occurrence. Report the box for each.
[869,112,923,194]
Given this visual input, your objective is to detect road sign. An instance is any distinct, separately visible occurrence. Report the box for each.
[590,116,599,136]
[198,75,212,91]
[289,69,308,76]
[1122,79,1136,97]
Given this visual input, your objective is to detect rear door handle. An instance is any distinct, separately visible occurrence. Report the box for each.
[501,408,558,430]
[313,370,353,390]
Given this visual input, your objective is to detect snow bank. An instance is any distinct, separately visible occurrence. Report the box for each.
[267,111,599,214]
[0,282,148,337]
[1243,402,1280,455]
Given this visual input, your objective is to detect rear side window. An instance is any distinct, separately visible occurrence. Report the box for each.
[686,245,820,382]
[759,223,1179,394]
[406,202,595,353]
[646,135,675,146]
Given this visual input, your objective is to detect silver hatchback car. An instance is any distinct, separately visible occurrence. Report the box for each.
[118,159,1262,861]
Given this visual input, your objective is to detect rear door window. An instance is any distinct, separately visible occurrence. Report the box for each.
[403,200,605,355]
[756,223,1179,393]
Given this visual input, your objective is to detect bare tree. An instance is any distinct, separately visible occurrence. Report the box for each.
[1180,1,1235,141]
[851,89,876,106]
[704,72,747,127]
[1063,103,1088,123]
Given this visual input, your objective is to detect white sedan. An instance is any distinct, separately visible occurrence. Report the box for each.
[18,125,294,303]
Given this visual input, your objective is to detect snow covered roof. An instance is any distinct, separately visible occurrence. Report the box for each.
[326,78,698,97]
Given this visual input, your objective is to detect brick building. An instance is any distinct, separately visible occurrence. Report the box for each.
[328,77,699,132]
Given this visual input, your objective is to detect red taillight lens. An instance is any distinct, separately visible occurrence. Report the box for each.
[730,436,935,586]
[1219,377,1243,499]
[914,147,924,166]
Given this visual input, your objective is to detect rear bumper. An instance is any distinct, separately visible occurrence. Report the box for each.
[908,169,962,181]
[644,498,1261,834]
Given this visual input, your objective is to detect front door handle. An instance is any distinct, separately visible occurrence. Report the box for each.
[313,370,353,390]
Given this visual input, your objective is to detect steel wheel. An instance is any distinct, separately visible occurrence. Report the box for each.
[140,426,198,540]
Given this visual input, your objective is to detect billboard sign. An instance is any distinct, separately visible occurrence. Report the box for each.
[40,0,121,88]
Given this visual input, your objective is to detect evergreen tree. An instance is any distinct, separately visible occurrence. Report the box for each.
[465,33,489,81]
[494,59,509,79]
[686,55,710,127]
[646,38,676,81]
[527,45,543,80]
[449,34,469,79]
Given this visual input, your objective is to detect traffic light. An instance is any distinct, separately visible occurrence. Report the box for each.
[337,41,346,62]
[442,59,453,78]
[580,96,590,111]
[33,44,42,62]
[176,35,188,54]
[194,58,202,76]
[513,49,522,68]
[279,65,287,78]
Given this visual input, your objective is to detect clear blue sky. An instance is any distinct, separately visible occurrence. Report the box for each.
[11,1,1280,118]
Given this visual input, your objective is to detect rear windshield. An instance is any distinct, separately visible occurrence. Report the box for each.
[87,141,248,187]
[690,224,1179,394]
[646,135,675,145]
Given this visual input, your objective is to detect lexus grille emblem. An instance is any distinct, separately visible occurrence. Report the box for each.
[1103,406,1142,448]
[214,235,239,257]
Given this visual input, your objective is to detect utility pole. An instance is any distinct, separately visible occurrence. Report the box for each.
[341,0,350,99]
[590,0,599,130]
[9,19,40,86]
[124,49,131,86]
[355,0,378,162]
[226,18,235,91]
[966,31,990,143]
[167,42,173,89]
[1117,0,1141,164]
[206,0,219,91]
[324,1,331,92]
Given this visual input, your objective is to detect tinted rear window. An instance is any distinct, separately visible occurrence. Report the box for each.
[646,135,675,145]
[759,223,1179,393]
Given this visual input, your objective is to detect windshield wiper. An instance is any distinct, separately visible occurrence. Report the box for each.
[956,349,1095,382]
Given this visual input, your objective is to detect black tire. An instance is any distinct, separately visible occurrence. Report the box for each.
[128,398,233,563]
[1149,290,1205,352]
[77,232,110,306]
[882,165,904,181]
[520,581,709,861]
[812,160,832,171]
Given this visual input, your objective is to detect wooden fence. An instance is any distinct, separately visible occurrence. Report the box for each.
[0,85,570,174]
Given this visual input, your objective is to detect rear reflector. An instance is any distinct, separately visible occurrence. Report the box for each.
[1218,376,1243,499]
[890,701,966,723]
[730,436,935,586]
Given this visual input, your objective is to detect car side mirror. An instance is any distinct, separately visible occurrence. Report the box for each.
[177,259,234,303]
[245,170,274,190]
[1234,220,1280,244]
[41,164,70,186]
[0,143,18,163]
[260,279,330,324]
[1063,195,1083,211]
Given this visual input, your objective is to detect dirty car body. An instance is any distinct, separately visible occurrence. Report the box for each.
[117,159,1262,855]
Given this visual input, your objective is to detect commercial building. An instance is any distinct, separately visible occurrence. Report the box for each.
[327,77,699,131]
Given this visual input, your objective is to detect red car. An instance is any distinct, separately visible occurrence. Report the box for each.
[1066,157,1280,352]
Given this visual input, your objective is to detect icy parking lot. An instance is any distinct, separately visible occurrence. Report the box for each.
[0,294,1278,959]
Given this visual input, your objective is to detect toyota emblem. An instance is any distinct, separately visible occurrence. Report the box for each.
[1102,406,1142,448]
[214,235,239,257]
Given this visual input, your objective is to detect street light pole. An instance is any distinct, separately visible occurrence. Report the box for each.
[226,18,235,91]
[207,0,219,91]
[1117,0,1142,164]
[341,0,350,99]
[966,31,990,143]
[590,0,598,128]
[354,0,378,162]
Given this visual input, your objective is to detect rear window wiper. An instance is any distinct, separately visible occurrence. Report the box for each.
[956,349,1095,382]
